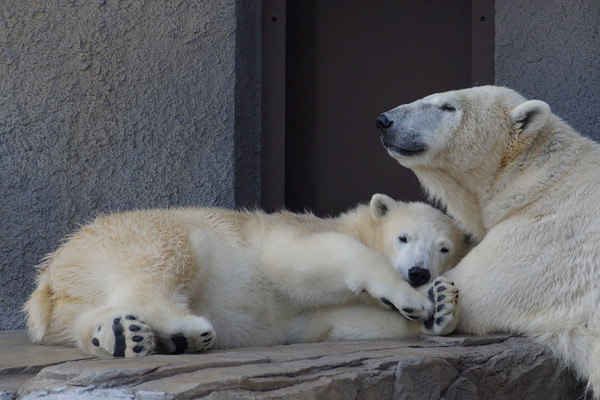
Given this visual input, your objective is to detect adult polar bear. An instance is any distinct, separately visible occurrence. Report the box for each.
[376,86,600,397]
[25,194,465,358]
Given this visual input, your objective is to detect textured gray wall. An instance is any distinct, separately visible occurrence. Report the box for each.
[495,0,600,141]
[0,0,261,329]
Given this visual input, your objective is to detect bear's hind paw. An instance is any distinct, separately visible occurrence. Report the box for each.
[89,312,155,357]
[155,316,216,354]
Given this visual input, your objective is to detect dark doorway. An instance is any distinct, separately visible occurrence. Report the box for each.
[262,1,494,215]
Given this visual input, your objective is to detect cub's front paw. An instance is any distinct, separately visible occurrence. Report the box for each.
[91,312,155,357]
[366,280,433,321]
[378,293,432,322]
[383,299,431,322]
[422,277,460,335]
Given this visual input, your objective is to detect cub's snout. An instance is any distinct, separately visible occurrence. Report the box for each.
[408,266,431,287]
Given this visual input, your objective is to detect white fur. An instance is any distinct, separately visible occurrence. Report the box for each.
[24,194,465,357]
[379,85,600,398]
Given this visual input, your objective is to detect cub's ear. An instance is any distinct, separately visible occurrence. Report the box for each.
[510,100,551,137]
[370,194,398,219]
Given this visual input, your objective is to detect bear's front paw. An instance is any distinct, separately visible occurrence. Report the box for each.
[367,281,433,321]
[379,295,432,321]
[91,312,155,357]
[422,277,460,335]
[387,301,431,322]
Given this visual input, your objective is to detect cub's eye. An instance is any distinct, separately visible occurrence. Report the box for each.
[399,235,408,243]
[441,247,449,253]
[440,104,456,112]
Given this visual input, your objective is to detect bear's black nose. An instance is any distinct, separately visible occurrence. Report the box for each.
[408,267,431,287]
[376,113,393,130]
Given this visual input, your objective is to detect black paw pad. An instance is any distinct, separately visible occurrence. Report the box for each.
[132,335,144,343]
[112,320,126,357]
[436,304,445,312]
[129,325,141,332]
[428,287,435,302]
[171,335,188,354]
[435,317,445,326]
[133,345,145,353]
[424,316,435,330]
[126,315,137,321]
[92,337,100,347]
[436,285,447,293]
[437,294,446,302]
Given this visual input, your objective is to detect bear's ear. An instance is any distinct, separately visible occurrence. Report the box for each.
[510,100,552,137]
[370,194,398,219]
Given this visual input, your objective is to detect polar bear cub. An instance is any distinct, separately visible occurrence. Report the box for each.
[377,86,600,398]
[25,194,465,358]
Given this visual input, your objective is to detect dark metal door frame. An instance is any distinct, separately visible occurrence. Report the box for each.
[261,0,286,211]
[261,0,495,212]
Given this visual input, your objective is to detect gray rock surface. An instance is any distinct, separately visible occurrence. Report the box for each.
[1,331,586,400]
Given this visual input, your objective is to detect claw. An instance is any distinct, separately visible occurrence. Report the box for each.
[380,298,399,312]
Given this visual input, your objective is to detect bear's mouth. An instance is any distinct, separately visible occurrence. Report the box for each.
[380,133,426,156]
[381,138,427,156]
[385,144,426,156]
[380,131,427,157]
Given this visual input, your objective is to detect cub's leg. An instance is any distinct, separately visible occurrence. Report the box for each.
[290,305,416,342]
[262,231,433,321]
[291,279,460,343]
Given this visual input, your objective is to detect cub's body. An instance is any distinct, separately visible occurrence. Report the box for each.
[26,195,464,358]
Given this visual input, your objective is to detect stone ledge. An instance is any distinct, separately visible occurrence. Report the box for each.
[0,331,585,399]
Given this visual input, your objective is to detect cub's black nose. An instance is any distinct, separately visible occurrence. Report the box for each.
[376,113,393,130]
[408,267,431,287]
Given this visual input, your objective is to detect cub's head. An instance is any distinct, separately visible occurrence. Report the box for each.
[369,194,466,287]
[375,85,552,173]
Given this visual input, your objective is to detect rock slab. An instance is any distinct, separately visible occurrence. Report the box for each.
[0,331,586,399]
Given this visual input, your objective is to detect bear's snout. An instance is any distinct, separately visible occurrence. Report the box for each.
[408,267,431,287]
[376,113,393,130]
[376,112,427,157]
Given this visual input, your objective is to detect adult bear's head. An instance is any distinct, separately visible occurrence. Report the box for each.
[376,86,553,172]
[376,86,555,240]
